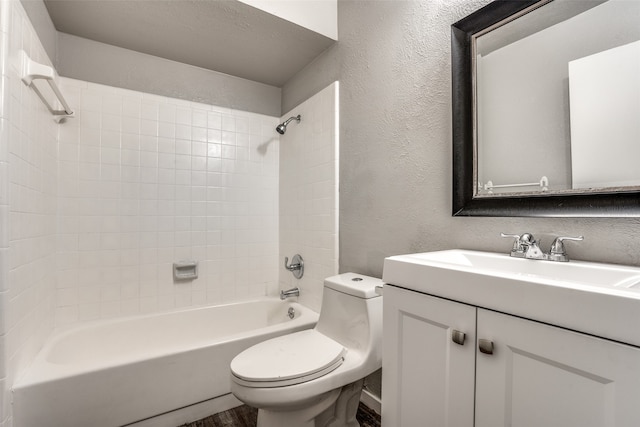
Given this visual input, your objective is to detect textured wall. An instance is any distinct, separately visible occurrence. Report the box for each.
[283,0,640,279]
[282,0,640,400]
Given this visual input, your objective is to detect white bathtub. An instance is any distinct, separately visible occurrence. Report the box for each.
[12,298,317,427]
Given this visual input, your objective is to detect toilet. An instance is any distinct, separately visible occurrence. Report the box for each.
[230,273,383,427]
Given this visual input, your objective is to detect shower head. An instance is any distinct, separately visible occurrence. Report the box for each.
[276,115,301,135]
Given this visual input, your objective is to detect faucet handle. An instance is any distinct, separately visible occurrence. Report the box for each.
[550,236,584,255]
[501,232,521,246]
[501,233,525,257]
[284,254,304,279]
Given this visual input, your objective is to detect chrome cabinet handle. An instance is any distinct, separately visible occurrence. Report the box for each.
[479,339,494,355]
[452,330,466,346]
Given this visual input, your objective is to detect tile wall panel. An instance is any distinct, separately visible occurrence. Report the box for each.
[0,1,59,425]
[279,82,339,312]
[56,78,280,325]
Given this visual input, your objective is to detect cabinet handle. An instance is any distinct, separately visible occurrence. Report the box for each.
[452,330,466,345]
[479,339,494,355]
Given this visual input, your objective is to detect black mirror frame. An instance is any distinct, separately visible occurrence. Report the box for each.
[451,0,640,217]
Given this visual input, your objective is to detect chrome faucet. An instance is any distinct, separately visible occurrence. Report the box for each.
[501,233,583,262]
[280,287,300,300]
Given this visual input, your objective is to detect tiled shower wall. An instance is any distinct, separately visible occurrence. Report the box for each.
[0,1,337,424]
[279,82,339,312]
[55,78,280,326]
[1,1,59,425]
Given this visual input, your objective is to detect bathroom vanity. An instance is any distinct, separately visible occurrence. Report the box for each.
[381,250,640,427]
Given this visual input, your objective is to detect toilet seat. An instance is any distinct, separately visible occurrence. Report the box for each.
[231,330,347,388]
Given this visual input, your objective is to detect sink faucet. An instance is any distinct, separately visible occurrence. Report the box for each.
[501,233,583,262]
[518,233,546,259]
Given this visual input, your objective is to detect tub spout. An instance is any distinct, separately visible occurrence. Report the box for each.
[280,287,300,300]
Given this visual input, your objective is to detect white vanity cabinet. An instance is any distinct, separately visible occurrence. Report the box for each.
[382,285,476,427]
[382,284,640,427]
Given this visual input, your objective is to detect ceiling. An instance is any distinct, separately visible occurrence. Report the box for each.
[43,0,335,88]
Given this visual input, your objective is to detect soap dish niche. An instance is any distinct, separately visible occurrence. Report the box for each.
[173,261,198,281]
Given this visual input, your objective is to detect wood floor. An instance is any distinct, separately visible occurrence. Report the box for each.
[179,402,381,427]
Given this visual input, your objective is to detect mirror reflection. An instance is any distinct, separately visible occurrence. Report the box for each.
[474,0,640,197]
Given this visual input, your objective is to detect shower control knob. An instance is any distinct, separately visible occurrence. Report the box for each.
[284,254,304,279]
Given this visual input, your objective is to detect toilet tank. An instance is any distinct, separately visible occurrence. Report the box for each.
[323,273,382,299]
[315,273,383,354]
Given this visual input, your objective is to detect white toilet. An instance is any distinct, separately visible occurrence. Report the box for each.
[230,273,383,427]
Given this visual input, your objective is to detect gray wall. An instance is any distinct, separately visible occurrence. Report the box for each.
[283,0,640,279]
[20,0,58,65]
[21,0,281,117]
[56,33,281,116]
[283,0,640,400]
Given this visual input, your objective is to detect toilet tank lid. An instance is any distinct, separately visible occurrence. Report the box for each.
[324,273,383,299]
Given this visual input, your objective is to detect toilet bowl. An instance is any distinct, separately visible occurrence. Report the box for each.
[230,273,383,427]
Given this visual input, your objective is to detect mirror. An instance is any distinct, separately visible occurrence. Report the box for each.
[452,0,640,217]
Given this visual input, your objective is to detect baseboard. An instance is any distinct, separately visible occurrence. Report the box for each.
[360,388,381,415]
[126,393,243,427]
[127,389,380,427]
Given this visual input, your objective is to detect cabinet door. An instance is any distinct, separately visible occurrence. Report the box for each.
[382,285,476,427]
[476,309,640,427]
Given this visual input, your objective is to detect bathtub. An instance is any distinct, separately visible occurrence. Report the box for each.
[12,298,317,427]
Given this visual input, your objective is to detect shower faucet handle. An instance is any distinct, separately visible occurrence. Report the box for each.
[284,254,304,279]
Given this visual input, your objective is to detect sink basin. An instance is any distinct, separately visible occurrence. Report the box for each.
[383,250,640,346]
[393,250,640,289]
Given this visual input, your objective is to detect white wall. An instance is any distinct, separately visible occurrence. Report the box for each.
[0,1,58,425]
[569,40,640,189]
[55,78,280,326]
[279,82,339,312]
[239,0,338,40]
